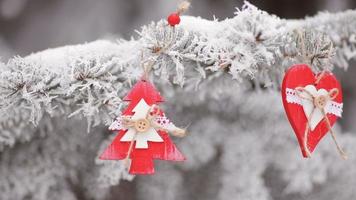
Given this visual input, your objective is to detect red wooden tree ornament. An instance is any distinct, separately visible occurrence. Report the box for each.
[100,80,186,174]
[281,64,344,158]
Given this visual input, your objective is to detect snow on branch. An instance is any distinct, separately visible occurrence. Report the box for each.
[0,3,356,148]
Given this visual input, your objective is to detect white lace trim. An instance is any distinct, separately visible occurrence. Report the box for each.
[154,116,172,127]
[286,88,343,117]
[109,117,124,131]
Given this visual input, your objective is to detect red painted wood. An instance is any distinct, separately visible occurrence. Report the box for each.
[281,64,342,157]
[100,80,185,175]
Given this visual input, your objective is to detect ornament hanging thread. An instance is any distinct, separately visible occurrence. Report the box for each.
[281,30,347,159]
[100,7,189,173]
[282,64,347,159]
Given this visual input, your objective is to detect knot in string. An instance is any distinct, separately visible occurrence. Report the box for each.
[122,104,160,133]
[314,88,338,109]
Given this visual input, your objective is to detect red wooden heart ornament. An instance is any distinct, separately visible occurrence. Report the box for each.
[281,64,343,157]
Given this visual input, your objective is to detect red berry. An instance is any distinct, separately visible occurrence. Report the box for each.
[167,13,181,26]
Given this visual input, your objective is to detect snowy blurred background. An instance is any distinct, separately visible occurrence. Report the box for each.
[1,0,356,200]
[0,0,355,59]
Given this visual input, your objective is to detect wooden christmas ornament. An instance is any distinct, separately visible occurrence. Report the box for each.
[281,64,347,159]
[100,80,186,174]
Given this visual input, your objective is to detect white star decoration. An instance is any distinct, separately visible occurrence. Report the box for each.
[120,99,163,148]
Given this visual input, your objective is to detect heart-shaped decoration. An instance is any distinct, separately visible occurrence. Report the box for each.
[281,64,343,157]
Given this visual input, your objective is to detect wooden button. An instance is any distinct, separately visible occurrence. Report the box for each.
[135,119,150,133]
[314,95,327,109]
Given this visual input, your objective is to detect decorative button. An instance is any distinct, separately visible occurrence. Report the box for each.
[135,119,150,133]
[314,95,328,109]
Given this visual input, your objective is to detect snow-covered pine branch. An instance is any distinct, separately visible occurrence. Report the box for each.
[2,3,356,200]
[0,2,355,148]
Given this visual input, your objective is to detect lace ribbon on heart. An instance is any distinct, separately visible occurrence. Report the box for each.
[286,88,343,117]
[286,86,347,159]
[110,105,186,166]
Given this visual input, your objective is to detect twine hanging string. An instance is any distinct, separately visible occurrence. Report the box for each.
[297,30,308,64]
[121,1,191,168]
[295,83,348,160]
[121,56,161,168]
[122,104,187,167]
[142,60,154,81]
[120,52,151,168]
[145,1,190,62]
[297,29,334,68]
[295,30,346,159]
[177,1,191,15]
[123,132,137,168]
[121,53,156,167]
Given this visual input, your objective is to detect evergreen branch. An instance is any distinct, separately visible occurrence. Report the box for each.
[0,3,355,148]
